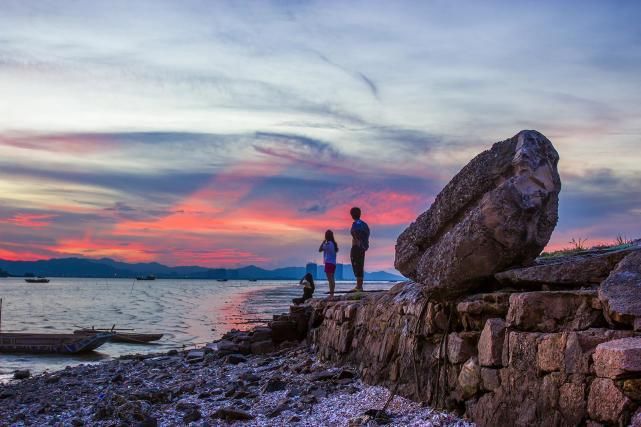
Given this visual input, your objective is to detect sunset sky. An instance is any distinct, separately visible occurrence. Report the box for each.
[1,1,640,271]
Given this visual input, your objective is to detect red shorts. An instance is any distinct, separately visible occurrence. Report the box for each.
[324,263,336,274]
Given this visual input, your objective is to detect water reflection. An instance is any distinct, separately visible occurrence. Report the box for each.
[0,277,393,381]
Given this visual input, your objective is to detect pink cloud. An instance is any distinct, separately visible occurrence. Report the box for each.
[0,213,56,228]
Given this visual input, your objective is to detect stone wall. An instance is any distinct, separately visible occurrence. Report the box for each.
[306,268,641,426]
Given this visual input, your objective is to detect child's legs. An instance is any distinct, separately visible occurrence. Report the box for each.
[324,263,337,295]
[327,272,335,295]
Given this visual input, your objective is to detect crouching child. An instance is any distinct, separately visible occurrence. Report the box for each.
[292,273,315,304]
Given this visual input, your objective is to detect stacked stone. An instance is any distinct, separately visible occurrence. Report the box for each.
[305,131,641,426]
[210,305,312,358]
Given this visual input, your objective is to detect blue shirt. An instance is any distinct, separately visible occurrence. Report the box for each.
[322,241,337,264]
[351,220,370,250]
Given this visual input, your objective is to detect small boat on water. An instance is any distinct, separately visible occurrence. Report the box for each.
[0,332,112,354]
[217,279,228,282]
[74,328,163,344]
[25,277,50,283]
[136,275,156,281]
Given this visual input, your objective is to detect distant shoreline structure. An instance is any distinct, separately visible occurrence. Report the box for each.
[0,257,404,281]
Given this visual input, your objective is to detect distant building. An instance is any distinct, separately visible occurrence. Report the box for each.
[335,263,344,281]
[305,262,318,279]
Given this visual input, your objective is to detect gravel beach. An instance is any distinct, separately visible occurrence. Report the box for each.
[0,339,471,426]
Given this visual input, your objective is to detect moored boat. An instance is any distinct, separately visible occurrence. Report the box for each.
[135,275,156,281]
[74,328,163,344]
[25,277,50,283]
[0,332,112,354]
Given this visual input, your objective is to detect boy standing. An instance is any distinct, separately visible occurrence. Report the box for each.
[349,207,370,292]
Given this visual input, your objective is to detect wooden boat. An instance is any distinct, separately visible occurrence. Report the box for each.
[74,328,163,344]
[136,275,156,281]
[0,332,112,354]
[25,277,50,283]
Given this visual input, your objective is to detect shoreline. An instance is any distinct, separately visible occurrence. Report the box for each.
[0,327,469,426]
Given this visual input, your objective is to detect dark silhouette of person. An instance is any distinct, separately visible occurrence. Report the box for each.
[349,207,369,292]
[292,272,315,304]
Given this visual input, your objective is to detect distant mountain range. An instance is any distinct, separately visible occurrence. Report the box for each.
[0,257,404,281]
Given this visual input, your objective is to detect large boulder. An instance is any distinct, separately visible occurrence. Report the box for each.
[395,130,561,298]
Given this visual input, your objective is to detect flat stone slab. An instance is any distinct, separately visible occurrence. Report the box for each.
[495,243,639,287]
[598,251,641,328]
[594,337,641,379]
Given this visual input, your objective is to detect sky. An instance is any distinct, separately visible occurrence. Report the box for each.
[1,1,640,271]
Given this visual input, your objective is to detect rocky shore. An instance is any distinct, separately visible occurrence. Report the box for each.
[0,336,468,426]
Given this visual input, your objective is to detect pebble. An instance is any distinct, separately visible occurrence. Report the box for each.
[13,370,31,380]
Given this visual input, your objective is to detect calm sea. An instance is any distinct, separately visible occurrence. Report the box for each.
[0,277,393,381]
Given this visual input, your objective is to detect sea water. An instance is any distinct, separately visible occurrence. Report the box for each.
[0,278,393,381]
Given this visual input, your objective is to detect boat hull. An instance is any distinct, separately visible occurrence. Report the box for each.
[73,330,163,344]
[0,332,112,354]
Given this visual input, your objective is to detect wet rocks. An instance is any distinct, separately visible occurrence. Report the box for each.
[269,319,300,342]
[225,354,248,365]
[261,378,286,393]
[395,130,561,298]
[211,406,254,421]
[182,408,201,423]
[176,400,202,423]
[113,400,153,423]
[129,388,171,404]
[13,370,31,380]
[250,340,275,355]
[186,350,205,362]
[3,338,451,427]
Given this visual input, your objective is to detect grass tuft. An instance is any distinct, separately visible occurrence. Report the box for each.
[540,235,636,259]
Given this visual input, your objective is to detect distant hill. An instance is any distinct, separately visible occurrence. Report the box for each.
[0,267,9,277]
[0,257,405,281]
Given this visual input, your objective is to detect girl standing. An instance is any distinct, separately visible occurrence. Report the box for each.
[319,229,338,296]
